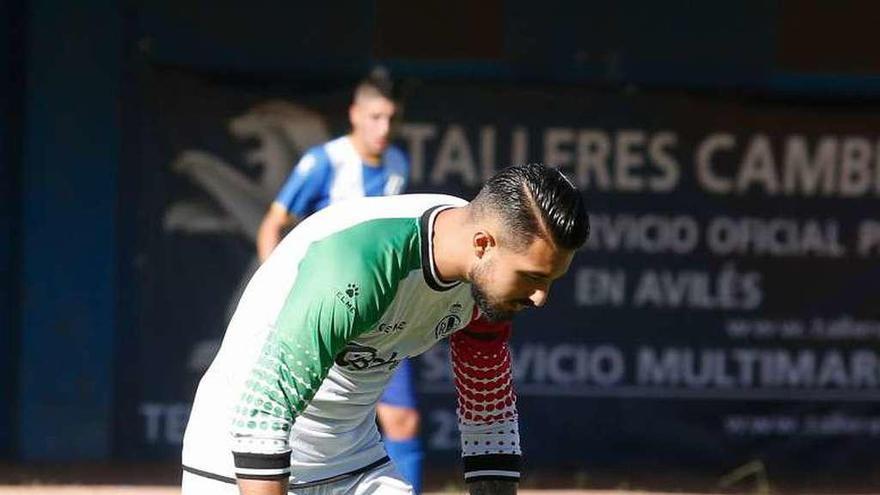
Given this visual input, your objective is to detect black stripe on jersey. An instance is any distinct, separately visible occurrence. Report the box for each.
[182,465,236,484]
[419,204,460,292]
[183,456,392,487]
[288,456,391,489]
[463,453,522,474]
[465,475,522,484]
[236,472,290,481]
[232,451,291,475]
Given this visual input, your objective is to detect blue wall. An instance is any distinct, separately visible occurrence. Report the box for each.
[0,0,24,461]
[17,0,121,460]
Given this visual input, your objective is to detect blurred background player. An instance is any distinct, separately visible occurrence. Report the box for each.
[254,68,424,492]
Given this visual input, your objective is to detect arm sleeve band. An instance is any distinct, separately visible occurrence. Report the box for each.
[450,320,521,483]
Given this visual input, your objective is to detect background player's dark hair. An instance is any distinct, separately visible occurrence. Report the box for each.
[471,163,589,251]
[353,67,395,102]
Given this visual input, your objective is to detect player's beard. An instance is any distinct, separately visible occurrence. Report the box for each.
[469,260,516,323]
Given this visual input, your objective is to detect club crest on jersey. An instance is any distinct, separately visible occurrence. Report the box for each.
[434,303,464,339]
[335,343,400,370]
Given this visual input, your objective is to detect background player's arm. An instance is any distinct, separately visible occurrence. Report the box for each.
[257,150,329,262]
[256,203,299,262]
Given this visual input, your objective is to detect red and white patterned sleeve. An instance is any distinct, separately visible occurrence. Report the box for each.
[450,317,521,484]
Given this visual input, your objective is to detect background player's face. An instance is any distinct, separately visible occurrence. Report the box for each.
[469,235,575,322]
[349,95,396,160]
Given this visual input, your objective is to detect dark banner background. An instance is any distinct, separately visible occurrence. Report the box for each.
[119,65,880,477]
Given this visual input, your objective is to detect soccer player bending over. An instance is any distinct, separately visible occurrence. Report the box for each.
[182,163,589,495]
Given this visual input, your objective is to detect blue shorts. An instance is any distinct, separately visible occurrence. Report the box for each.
[380,358,417,409]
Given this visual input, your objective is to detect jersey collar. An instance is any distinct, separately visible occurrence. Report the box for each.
[419,205,461,292]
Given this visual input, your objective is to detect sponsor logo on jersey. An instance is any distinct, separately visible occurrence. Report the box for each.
[335,343,400,370]
[378,320,407,334]
[335,283,360,313]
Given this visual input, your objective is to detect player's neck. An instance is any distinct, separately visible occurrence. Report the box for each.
[431,207,471,283]
[348,134,382,166]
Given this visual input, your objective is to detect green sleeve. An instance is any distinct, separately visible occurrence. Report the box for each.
[230,218,421,445]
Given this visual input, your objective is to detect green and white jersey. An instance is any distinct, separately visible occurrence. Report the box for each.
[182,194,476,484]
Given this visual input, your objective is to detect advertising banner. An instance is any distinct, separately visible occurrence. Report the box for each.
[120,66,880,477]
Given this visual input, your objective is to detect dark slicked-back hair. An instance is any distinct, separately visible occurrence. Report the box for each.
[471,163,589,251]
[353,67,395,103]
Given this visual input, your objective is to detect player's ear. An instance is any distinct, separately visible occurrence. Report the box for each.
[348,104,357,126]
[473,231,496,259]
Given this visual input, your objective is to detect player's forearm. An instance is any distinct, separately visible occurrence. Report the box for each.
[257,207,300,262]
[452,326,523,489]
[237,478,288,495]
[468,479,517,494]
[256,221,283,262]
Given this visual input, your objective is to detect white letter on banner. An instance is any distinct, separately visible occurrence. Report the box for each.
[575,268,626,307]
[544,128,575,169]
[648,131,680,192]
[590,345,625,386]
[576,130,612,190]
[783,135,837,196]
[614,130,646,192]
[140,403,163,443]
[637,347,681,385]
[696,133,735,194]
[479,126,497,181]
[737,134,779,195]
[840,137,872,197]
[431,125,479,186]
[398,123,436,184]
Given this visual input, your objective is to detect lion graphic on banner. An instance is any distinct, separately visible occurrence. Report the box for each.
[163,100,330,373]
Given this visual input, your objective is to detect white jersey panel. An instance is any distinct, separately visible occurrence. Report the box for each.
[325,136,366,203]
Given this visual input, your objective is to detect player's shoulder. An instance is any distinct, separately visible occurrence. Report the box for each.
[366,193,467,214]
[297,201,426,294]
[304,194,466,236]
[296,142,333,175]
[382,145,408,177]
[322,136,360,169]
[383,144,409,169]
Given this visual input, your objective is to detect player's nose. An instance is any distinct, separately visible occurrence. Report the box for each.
[378,118,391,136]
[529,289,548,308]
